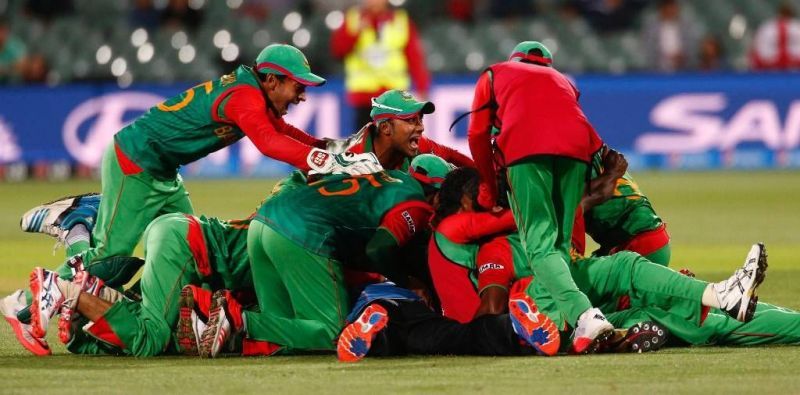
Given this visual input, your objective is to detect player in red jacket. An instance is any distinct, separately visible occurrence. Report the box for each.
[466,41,609,354]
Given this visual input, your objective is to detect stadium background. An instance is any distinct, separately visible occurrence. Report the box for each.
[1,0,800,393]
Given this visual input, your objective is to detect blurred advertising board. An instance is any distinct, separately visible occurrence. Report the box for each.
[1,73,799,178]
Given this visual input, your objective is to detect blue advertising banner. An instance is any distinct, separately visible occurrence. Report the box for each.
[1,73,799,178]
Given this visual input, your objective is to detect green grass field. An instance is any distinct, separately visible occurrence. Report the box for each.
[1,171,800,394]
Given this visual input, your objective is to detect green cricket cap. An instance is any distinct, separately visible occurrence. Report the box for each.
[255,44,326,86]
[409,154,455,190]
[370,90,435,121]
[509,41,553,66]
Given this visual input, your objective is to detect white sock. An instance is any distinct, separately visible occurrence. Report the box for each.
[65,224,90,247]
[701,284,721,308]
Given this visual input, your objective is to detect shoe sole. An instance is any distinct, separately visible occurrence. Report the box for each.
[615,321,668,353]
[508,299,559,357]
[176,287,199,356]
[4,317,51,356]
[337,305,389,363]
[739,243,768,322]
[29,268,46,339]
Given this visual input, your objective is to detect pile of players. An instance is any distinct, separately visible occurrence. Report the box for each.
[4,42,799,361]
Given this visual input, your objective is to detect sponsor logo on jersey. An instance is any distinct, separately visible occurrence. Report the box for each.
[478,262,504,274]
[401,210,416,233]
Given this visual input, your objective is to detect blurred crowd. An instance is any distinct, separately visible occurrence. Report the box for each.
[1,0,799,85]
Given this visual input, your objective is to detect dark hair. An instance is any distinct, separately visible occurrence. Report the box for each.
[435,167,480,221]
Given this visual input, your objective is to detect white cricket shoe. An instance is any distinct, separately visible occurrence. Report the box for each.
[29,267,65,338]
[199,290,242,358]
[714,243,768,322]
[20,193,99,238]
[1,289,51,356]
[176,285,211,356]
[571,307,615,354]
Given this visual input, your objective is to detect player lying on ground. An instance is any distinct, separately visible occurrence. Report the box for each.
[429,168,800,349]
[5,88,472,354]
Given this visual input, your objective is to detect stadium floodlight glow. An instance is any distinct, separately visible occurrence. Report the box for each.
[465,51,485,71]
[389,0,406,6]
[213,30,231,49]
[131,28,148,47]
[179,45,196,63]
[226,0,242,9]
[171,31,188,50]
[292,28,311,49]
[96,45,112,65]
[252,29,270,47]
[221,43,240,62]
[325,10,344,30]
[729,14,747,40]
[138,43,155,63]
[111,57,127,77]
[188,0,205,10]
[283,12,302,32]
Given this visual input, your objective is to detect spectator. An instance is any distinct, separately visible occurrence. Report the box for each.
[750,3,800,70]
[130,0,160,31]
[19,53,48,83]
[0,18,27,84]
[446,0,475,23]
[330,0,430,129]
[640,0,701,72]
[576,0,646,33]
[160,0,203,31]
[699,35,727,71]
[489,0,535,19]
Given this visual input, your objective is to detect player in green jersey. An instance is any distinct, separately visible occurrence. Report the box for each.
[196,169,434,357]
[432,168,800,351]
[584,146,671,266]
[24,213,254,357]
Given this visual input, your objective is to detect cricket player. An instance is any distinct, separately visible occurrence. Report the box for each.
[466,41,609,353]
[23,212,255,357]
[196,169,435,357]
[326,89,474,170]
[584,148,671,266]
[428,168,800,351]
[20,43,380,284]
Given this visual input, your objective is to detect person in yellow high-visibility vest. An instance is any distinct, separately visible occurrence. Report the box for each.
[331,0,431,129]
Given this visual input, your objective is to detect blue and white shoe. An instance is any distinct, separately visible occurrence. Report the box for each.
[20,193,100,238]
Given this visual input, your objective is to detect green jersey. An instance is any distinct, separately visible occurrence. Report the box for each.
[114,65,259,180]
[585,151,663,249]
[255,170,426,262]
[200,215,253,290]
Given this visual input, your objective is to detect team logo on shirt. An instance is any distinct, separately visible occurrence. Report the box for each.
[478,262,504,274]
[401,210,416,233]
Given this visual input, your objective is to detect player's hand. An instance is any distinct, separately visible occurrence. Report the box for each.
[602,148,628,178]
[307,148,384,176]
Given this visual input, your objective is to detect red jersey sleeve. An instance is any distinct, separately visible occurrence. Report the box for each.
[476,236,516,293]
[435,210,516,244]
[467,71,498,209]
[378,201,433,246]
[275,117,326,148]
[222,87,314,171]
[417,136,475,168]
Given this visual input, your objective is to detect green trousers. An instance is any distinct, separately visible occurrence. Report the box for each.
[56,143,194,279]
[245,222,349,351]
[102,214,201,356]
[508,157,592,325]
